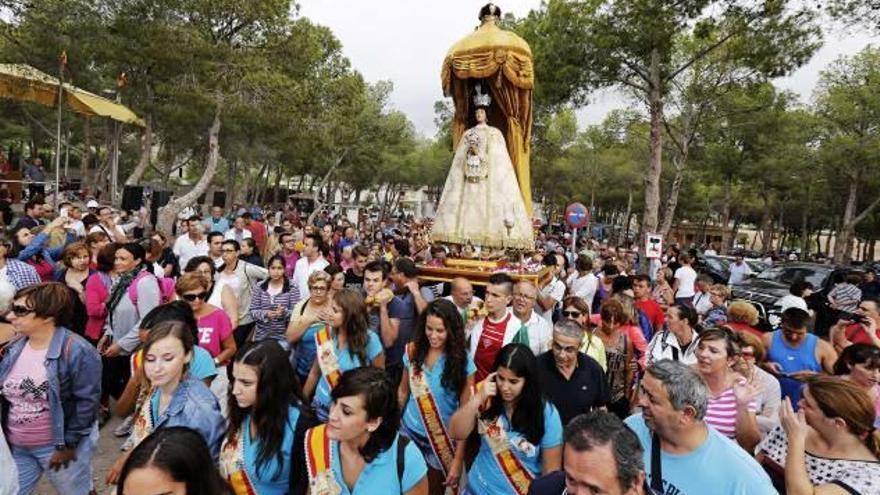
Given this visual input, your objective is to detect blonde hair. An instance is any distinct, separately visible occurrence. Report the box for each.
[176,272,211,294]
[807,376,880,458]
[710,284,730,300]
[727,300,759,326]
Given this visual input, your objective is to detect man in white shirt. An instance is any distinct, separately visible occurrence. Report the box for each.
[728,255,753,285]
[537,253,566,323]
[566,254,598,308]
[173,216,208,269]
[672,253,697,305]
[512,280,552,356]
[443,277,482,323]
[89,206,127,242]
[224,215,252,243]
[293,233,329,298]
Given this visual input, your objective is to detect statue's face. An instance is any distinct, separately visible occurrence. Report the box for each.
[475,107,487,124]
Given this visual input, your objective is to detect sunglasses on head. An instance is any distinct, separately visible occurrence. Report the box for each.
[11,304,33,317]
[181,292,209,302]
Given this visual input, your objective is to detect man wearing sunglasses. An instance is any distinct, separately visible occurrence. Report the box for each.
[537,319,609,426]
[511,280,552,356]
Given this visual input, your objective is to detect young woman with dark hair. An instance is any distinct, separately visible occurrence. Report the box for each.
[249,254,301,344]
[833,343,880,426]
[398,299,475,493]
[118,426,232,495]
[185,255,239,328]
[220,341,316,495]
[449,343,562,495]
[304,367,428,495]
[303,289,384,421]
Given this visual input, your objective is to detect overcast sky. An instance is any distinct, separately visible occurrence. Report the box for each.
[300,1,878,137]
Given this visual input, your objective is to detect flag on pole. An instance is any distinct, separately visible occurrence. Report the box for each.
[59,50,68,68]
[117,72,128,89]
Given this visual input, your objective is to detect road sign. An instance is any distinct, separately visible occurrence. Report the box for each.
[564,202,589,229]
[646,233,663,259]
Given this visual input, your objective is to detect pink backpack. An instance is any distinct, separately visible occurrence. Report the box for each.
[127,270,175,308]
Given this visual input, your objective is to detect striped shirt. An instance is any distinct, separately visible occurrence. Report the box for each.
[249,279,302,343]
[705,383,757,439]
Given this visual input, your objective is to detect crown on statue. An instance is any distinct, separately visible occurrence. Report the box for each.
[473,83,492,108]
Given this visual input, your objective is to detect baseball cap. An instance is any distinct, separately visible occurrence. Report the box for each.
[86,200,99,208]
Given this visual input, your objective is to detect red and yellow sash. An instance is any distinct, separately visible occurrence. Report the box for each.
[314,325,342,390]
[219,428,258,495]
[406,344,456,476]
[478,417,535,495]
[130,389,156,448]
[305,424,342,495]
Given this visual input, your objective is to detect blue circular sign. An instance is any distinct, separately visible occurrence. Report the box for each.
[565,202,589,228]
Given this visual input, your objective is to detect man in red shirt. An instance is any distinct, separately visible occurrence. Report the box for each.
[831,297,880,352]
[633,274,664,335]
[466,273,521,381]
[242,212,267,255]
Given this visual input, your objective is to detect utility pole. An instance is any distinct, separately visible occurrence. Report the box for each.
[53,51,66,209]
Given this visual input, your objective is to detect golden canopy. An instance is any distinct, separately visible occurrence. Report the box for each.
[441,18,534,215]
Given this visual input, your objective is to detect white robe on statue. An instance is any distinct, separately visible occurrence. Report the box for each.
[431,123,533,250]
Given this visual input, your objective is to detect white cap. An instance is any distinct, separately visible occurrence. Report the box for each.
[86,200,99,208]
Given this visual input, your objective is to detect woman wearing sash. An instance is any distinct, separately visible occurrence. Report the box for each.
[398,299,475,494]
[107,320,225,485]
[303,289,384,421]
[220,341,316,495]
[304,367,428,495]
[449,344,562,495]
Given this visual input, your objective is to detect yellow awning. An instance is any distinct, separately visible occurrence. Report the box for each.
[0,64,145,127]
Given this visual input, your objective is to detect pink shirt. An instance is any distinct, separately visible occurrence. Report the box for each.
[1,342,52,446]
[197,306,234,359]
[705,382,757,439]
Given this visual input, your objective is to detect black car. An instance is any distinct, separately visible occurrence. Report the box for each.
[730,262,865,334]
[695,255,731,284]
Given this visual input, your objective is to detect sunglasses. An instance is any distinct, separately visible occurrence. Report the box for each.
[181,292,209,302]
[11,304,33,317]
[563,310,582,318]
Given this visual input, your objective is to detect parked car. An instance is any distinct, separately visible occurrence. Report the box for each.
[695,255,731,284]
[730,262,865,335]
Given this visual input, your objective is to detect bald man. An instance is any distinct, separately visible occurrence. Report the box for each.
[512,280,553,356]
[443,277,482,323]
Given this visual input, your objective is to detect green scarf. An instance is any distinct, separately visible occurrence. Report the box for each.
[106,265,144,327]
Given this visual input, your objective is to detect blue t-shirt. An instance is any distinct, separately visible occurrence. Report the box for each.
[402,351,476,439]
[466,402,563,495]
[328,434,427,495]
[240,406,301,494]
[192,346,218,380]
[295,323,321,378]
[312,331,383,419]
[624,414,777,495]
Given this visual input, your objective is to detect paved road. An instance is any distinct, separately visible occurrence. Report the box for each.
[34,416,126,495]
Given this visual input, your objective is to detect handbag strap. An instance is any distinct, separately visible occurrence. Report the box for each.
[650,432,663,493]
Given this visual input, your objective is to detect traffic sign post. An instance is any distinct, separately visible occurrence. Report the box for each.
[565,202,590,256]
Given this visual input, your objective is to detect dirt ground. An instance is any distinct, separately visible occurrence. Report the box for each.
[34,416,126,495]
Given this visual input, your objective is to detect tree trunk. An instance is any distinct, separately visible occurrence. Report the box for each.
[660,150,686,238]
[720,177,732,254]
[307,150,349,225]
[835,179,858,262]
[156,105,222,235]
[639,49,664,273]
[801,185,811,257]
[225,159,237,209]
[124,114,152,186]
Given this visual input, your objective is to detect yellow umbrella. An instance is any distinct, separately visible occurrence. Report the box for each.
[0,63,145,126]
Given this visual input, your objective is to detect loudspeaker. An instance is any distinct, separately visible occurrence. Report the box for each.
[150,190,172,227]
[121,185,144,211]
[213,191,226,208]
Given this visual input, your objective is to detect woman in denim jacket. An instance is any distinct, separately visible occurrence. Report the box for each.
[0,282,101,495]
[107,319,225,486]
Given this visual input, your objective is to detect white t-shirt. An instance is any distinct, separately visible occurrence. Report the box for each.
[538,277,566,323]
[89,223,126,242]
[728,262,752,285]
[566,272,598,308]
[673,265,697,298]
[173,234,209,269]
[293,256,329,299]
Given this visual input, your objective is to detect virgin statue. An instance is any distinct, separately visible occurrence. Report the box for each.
[431,86,534,252]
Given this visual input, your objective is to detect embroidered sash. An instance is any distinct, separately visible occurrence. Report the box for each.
[314,325,342,391]
[130,390,156,448]
[305,425,342,495]
[406,344,456,476]
[219,428,258,495]
[478,417,535,495]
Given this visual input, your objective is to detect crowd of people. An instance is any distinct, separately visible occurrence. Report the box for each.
[0,199,878,495]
